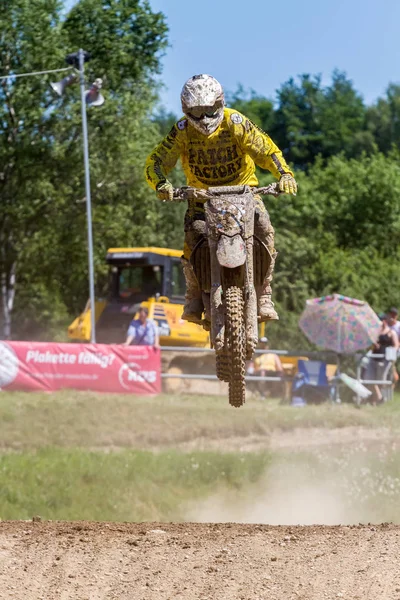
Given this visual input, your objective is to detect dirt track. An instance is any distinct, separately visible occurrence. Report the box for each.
[1,521,400,599]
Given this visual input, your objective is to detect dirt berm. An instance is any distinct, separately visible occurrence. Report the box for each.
[1,521,400,599]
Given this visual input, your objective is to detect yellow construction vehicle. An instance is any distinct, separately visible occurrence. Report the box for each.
[68,246,209,347]
[68,247,216,391]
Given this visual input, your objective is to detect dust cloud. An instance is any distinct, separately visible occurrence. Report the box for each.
[186,448,400,525]
[187,463,359,525]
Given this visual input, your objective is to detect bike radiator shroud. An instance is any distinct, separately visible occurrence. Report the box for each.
[190,186,272,291]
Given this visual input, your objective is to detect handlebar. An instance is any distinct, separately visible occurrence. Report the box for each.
[171,182,282,202]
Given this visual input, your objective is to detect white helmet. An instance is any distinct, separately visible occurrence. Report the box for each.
[181,74,225,135]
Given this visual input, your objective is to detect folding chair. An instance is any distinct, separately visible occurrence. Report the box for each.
[291,360,333,405]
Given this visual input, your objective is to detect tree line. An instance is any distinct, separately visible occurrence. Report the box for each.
[1,0,400,347]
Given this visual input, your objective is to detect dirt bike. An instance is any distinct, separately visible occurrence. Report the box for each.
[173,183,281,408]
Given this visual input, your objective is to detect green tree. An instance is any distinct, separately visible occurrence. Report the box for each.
[264,151,400,346]
[0,0,169,339]
[295,151,400,256]
[0,0,65,338]
[366,84,400,153]
[230,71,374,170]
[271,73,325,167]
[152,107,178,136]
[227,85,275,132]
[318,71,374,159]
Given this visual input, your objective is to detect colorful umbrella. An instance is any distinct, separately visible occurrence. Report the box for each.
[299,294,381,354]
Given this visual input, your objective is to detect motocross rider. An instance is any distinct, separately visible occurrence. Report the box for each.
[145,74,297,323]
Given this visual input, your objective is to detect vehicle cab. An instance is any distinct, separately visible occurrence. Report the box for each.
[68,247,208,347]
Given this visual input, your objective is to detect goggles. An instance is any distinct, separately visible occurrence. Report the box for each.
[188,103,223,121]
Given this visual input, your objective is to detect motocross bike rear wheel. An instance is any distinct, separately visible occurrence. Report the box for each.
[225,285,246,407]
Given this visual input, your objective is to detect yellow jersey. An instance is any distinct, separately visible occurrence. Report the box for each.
[145,107,293,191]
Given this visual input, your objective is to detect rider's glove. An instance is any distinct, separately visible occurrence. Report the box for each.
[156,180,174,202]
[279,173,297,195]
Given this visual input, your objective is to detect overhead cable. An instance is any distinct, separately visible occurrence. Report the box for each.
[0,67,72,81]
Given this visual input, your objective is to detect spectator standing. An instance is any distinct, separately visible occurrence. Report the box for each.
[369,314,399,403]
[387,307,400,384]
[387,307,400,338]
[124,306,159,347]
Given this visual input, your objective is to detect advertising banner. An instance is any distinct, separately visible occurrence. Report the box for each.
[0,342,161,395]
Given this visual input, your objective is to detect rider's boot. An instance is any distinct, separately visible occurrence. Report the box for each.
[258,280,279,322]
[181,257,204,323]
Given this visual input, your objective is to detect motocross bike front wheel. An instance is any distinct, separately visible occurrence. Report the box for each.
[224,285,246,407]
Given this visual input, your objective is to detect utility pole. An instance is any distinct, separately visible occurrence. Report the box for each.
[62,49,103,344]
[78,48,96,343]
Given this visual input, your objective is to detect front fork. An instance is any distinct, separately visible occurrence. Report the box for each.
[245,237,258,358]
[209,240,225,352]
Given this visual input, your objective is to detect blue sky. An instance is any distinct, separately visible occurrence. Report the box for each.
[65,0,400,115]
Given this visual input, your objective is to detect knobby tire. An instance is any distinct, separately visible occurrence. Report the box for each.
[225,285,246,407]
[216,350,231,382]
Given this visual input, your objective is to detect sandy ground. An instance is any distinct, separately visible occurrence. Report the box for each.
[174,425,393,453]
[1,521,400,600]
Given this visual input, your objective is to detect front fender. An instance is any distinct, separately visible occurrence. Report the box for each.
[216,234,246,268]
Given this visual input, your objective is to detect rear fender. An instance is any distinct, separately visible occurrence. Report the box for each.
[217,234,246,268]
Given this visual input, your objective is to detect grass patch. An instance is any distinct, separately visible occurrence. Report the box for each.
[1,390,400,524]
[2,443,400,524]
[0,448,270,521]
[0,390,399,451]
